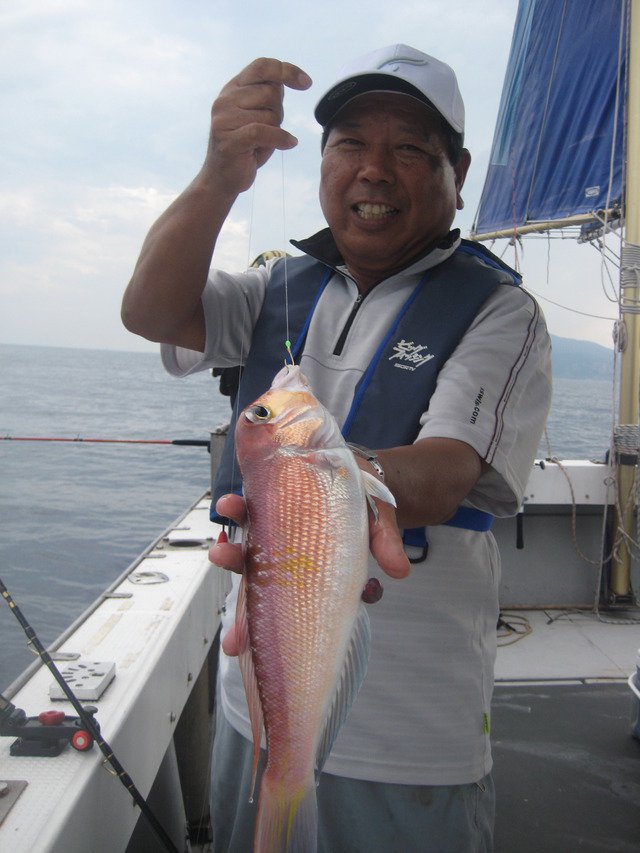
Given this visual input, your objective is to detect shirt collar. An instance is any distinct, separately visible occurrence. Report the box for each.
[289,228,461,281]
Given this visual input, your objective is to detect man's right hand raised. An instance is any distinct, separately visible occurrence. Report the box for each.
[122,58,311,351]
[204,58,312,196]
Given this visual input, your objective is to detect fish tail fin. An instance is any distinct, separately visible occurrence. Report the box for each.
[254,773,317,853]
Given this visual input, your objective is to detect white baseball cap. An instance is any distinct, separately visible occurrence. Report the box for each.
[314,44,464,137]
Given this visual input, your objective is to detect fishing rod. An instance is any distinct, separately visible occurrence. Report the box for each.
[1,435,211,446]
[0,578,179,853]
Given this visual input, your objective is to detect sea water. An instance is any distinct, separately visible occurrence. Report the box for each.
[0,344,230,689]
[0,343,616,689]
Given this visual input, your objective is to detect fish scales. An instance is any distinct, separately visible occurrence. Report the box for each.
[234,364,396,852]
[246,457,360,753]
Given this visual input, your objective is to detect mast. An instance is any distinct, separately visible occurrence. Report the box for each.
[612,0,640,598]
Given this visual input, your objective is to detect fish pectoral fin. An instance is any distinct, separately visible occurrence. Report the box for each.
[307,447,347,471]
[315,603,371,776]
[361,470,397,522]
[236,575,264,800]
[308,412,344,450]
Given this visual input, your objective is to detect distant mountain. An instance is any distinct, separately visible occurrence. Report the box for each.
[550,335,613,380]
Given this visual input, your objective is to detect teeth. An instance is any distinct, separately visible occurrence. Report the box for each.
[355,203,397,220]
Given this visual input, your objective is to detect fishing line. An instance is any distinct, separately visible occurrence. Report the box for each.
[221,145,295,523]
[0,577,179,853]
[221,289,251,536]
[215,175,260,533]
[281,150,294,367]
[194,132,277,843]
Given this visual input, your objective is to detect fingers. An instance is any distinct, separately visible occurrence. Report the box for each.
[208,494,247,573]
[209,501,411,579]
[206,58,312,192]
[222,623,239,656]
[233,58,312,93]
[215,493,247,525]
[352,456,411,580]
[213,495,244,656]
[209,537,244,573]
[209,478,411,584]
[216,58,311,144]
[368,498,411,579]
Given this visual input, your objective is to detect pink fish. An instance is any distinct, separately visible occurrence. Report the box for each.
[234,364,395,852]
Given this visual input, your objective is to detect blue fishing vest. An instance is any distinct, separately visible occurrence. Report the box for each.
[211,238,520,551]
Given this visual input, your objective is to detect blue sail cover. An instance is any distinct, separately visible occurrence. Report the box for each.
[472,0,627,236]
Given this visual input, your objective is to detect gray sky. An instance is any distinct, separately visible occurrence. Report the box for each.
[0,0,619,352]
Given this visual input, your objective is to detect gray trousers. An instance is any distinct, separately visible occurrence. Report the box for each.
[210,703,495,852]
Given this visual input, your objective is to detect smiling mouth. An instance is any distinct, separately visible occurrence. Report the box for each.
[353,203,399,220]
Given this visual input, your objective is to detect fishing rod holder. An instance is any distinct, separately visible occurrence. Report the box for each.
[0,693,99,757]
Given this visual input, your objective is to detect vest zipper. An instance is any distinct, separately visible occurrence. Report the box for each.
[333,293,365,356]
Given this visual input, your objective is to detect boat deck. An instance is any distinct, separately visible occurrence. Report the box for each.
[2,491,639,851]
[0,495,228,852]
[493,609,640,852]
[496,608,638,682]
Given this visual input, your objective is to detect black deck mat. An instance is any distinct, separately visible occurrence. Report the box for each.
[492,683,640,852]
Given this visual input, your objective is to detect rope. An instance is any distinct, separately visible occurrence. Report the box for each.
[497,613,533,646]
[620,243,640,290]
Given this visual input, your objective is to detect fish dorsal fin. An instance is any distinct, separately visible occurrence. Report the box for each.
[315,603,371,776]
[236,574,264,801]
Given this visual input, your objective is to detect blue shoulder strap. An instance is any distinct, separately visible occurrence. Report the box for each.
[211,257,330,518]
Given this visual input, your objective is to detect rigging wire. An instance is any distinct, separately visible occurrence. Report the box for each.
[592,234,622,279]
[483,1,636,623]
[520,287,617,321]
[537,90,639,627]
[592,0,640,623]
[539,318,639,623]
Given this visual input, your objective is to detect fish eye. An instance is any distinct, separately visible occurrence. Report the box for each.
[245,404,272,423]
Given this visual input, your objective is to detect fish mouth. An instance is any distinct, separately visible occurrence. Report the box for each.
[353,202,399,220]
[271,363,310,392]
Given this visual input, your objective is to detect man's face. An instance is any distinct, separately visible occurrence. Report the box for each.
[319,92,470,290]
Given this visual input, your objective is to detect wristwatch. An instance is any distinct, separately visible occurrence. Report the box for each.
[347,443,385,481]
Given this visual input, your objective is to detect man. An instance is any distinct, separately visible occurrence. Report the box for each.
[122,45,552,851]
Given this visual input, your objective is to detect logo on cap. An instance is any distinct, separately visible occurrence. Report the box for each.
[327,81,359,102]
